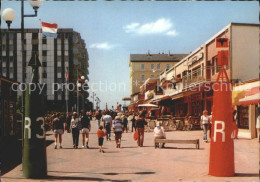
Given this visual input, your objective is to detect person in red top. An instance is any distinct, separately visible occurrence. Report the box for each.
[97,126,107,153]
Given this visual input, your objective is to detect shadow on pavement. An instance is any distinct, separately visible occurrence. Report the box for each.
[1,139,54,176]
[48,175,130,181]
[235,173,259,177]
[162,147,204,150]
[100,172,155,176]
[120,146,138,149]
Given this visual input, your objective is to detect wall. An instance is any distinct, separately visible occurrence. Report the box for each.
[231,25,260,82]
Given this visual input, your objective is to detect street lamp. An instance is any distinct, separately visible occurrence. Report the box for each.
[77,76,88,113]
[2,8,16,29]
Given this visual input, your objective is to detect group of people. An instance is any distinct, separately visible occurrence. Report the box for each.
[50,109,159,152]
[200,109,239,143]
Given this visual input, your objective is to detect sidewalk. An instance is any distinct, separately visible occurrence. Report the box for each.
[1,120,259,182]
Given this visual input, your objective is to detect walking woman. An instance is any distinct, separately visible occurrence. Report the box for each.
[113,116,123,148]
[70,112,80,149]
[135,111,147,147]
[200,110,210,142]
[52,113,64,149]
[81,112,91,148]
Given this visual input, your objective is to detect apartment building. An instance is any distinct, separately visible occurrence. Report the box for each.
[129,52,187,103]
[0,29,89,111]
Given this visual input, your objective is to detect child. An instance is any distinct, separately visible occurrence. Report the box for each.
[97,126,107,153]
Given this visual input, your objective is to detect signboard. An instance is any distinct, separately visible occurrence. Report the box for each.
[216,38,228,47]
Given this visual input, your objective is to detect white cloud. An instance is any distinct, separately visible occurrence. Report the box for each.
[166,30,178,36]
[89,42,115,50]
[124,18,178,36]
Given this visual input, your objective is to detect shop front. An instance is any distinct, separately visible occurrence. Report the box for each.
[232,80,260,139]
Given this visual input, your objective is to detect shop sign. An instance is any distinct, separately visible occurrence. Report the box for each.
[187,52,204,66]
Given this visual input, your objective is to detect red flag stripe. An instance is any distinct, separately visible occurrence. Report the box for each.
[41,22,58,29]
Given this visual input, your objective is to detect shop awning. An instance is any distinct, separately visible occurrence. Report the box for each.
[239,93,260,105]
[138,103,159,107]
[170,93,184,100]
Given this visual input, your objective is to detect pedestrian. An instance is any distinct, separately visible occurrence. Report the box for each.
[131,114,136,132]
[81,112,91,148]
[122,115,128,133]
[96,110,102,127]
[66,112,72,133]
[52,113,64,149]
[256,108,260,141]
[70,112,81,149]
[233,110,238,139]
[97,126,106,153]
[200,110,210,142]
[135,111,147,147]
[113,116,123,148]
[103,111,112,141]
[154,122,166,148]
[208,112,212,138]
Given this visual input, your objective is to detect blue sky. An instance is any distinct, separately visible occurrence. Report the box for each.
[1,1,259,109]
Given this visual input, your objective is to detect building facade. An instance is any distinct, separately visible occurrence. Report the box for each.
[129,52,187,102]
[0,29,89,112]
[129,23,260,139]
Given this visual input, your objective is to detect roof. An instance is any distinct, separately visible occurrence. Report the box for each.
[130,54,188,62]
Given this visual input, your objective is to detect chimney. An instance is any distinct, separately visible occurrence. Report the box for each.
[168,50,171,56]
[147,50,150,56]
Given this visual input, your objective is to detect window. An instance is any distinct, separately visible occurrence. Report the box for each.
[150,75,155,78]
[32,33,38,40]
[141,64,145,71]
[141,75,145,81]
[42,38,47,44]
[151,64,154,70]
[42,62,47,67]
[42,71,47,78]
[32,44,38,51]
[166,64,170,71]
[157,64,161,70]
[42,50,47,56]
[212,56,220,75]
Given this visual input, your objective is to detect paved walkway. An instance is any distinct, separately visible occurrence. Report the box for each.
[1,120,259,182]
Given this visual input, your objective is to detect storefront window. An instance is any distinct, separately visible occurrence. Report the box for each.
[238,106,249,129]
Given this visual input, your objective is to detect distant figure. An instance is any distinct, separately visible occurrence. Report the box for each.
[95,110,102,127]
[52,113,64,149]
[103,111,112,141]
[154,122,166,148]
[135,112,147,147]
[113,116,123,148]
[233,110,238,139]
[256,108,260,141]
[122,115,128,133]
[97,126,106,153]
[66,113,72,133]
[70,112,80,149]
[131,115,136,132]
[200,110,210,142]
[81,112,91,148]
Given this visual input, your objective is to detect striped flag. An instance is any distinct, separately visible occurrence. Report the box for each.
[41,22,58,38]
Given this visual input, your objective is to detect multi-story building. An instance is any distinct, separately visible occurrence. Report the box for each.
[130,23,260,139]
[0,29,89,112]
[129,51,187,102]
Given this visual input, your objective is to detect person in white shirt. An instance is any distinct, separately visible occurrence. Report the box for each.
[103,111,112,141]
[154,122,166,148]
[200,110,210,142]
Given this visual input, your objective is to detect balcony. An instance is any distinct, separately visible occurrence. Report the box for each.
[182,67,205,88]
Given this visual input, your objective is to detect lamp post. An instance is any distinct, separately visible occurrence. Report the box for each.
[2,0,42,149]
[91,92,96,111]
[95,97,101,110]
[77,75,88,113]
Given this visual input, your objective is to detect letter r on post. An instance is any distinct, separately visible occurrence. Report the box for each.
[213,121,225,142]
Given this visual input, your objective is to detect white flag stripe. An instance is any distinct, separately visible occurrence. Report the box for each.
[42,26,57,34]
